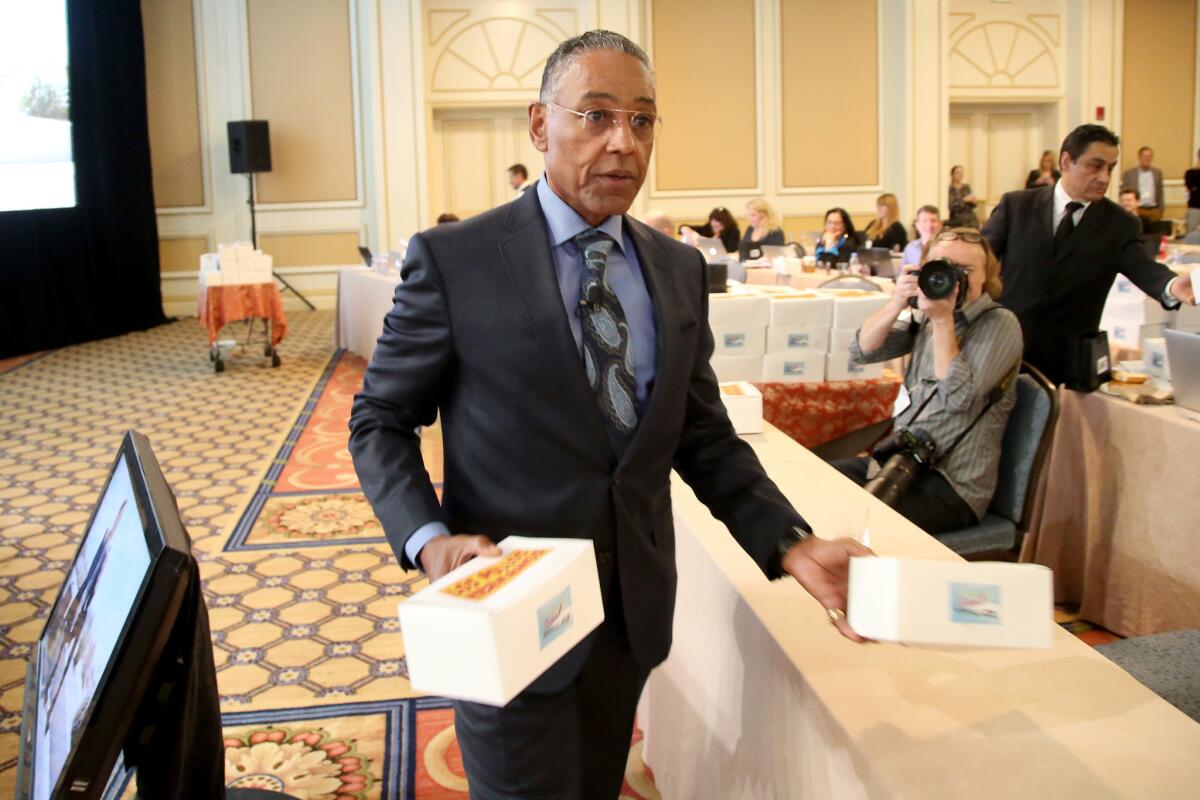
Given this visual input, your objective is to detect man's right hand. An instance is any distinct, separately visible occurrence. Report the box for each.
[418,534,502,581]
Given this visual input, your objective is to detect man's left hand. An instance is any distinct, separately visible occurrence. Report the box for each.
[781,536,874,642]
[1170,275,1196,305]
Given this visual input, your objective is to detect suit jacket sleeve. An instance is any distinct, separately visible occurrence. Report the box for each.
[671,251,809,576]
[348,234,452,569]
[981,191,1010,259]
[1111,208,1176,305]
[1120,168,1135,194]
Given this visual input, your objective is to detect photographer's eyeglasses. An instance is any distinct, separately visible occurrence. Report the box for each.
[545,102,663,142]
[934,229,984,244]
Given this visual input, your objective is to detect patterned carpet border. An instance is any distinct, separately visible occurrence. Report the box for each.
[224,350,389,552]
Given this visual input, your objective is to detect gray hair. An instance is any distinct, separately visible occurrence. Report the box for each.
[538,30,653,103]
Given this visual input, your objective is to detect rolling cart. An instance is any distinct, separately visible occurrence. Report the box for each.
[197,280,289,372]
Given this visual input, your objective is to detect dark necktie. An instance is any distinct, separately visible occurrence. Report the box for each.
[574,230,639,449]
[1055,201,1083,254]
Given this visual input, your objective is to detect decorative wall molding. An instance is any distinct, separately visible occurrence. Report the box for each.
[947,0,1065,97]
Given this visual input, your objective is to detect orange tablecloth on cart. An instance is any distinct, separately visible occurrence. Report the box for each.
[197,283,288,346]
[753,369,902,448]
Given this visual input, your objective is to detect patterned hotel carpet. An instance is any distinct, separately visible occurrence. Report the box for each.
[0,311,659,799]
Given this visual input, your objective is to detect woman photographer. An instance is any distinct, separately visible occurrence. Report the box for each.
[830,228,1023,535]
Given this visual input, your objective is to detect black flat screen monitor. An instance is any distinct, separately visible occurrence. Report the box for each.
[16,432,194,800]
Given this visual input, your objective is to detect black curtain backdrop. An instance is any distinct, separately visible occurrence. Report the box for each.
[0,0,165,359]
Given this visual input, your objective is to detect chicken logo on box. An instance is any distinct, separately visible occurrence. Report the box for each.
[538,587,574,649]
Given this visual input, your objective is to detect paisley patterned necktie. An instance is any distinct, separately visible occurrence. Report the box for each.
[574,230,639,449]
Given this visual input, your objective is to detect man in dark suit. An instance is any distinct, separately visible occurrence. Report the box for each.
[982,124,1195,385]
[349,30,869,800]
[1119,146,1165,222]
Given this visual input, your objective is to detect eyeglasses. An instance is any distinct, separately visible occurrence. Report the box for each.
[545,102,662,142]
[934,229,984,244]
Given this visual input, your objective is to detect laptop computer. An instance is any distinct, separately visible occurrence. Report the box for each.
[1165,329,1200,422]
[357,245,374,267]
[693,236,728,261]
[857,247,897,277]
[761,244,800,260]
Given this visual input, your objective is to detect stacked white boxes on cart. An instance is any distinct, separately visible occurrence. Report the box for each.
[709,283,890,384]
[199,241,274,287]
[1099,273,1200,381]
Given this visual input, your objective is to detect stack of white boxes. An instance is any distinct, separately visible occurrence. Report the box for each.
[199,241,274,287]
[709,287,771,382]
[709,284,891,384]
[825,291,890,381]
[1099,275,1171,349]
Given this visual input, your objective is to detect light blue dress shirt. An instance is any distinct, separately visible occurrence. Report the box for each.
[404,179,659,566]
[901,238,925,265]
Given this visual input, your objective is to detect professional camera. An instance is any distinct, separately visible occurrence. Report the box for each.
[908,258,969,309]
[864,428,938,507]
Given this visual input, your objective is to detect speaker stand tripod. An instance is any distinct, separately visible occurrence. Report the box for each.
[246,174,315,310]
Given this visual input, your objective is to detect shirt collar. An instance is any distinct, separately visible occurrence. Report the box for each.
[958,292,996,325]
[1053,179,1091,218]
[536,178,625,251]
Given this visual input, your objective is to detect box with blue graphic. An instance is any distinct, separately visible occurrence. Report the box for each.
[847,557,1053,648]
[398,536,603,706]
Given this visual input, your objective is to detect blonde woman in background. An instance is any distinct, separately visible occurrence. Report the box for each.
[864,193,908,252]
[738,198,785,261]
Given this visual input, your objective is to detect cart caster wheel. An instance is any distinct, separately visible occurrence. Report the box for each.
[209,349,217,362]
[271,352,281,368]
[215,358,225,373]
[264,343,273,357]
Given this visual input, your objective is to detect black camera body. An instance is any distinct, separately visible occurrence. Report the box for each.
[864,428,938,508]
[908,258,969,309]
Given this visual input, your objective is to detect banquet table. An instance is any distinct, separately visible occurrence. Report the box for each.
[640,423,1200,799]
[755,371,901,448]
[197,282,287,346]
[1021,389,1200,637]
[335,266,401,360]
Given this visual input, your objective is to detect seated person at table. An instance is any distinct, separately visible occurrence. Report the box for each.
[1118,189,1156,236]
[864,193,908,252]
[830,229,1023,535]
[813,207,858,264]
[1025,150,1061,189]
[902,205,943,265]
[739,199,786,261]
[680,206,741,254]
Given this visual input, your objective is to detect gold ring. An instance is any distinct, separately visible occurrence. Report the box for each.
[826,607,846,624]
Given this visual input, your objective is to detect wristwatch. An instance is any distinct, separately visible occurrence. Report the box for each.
[767,525,811,580]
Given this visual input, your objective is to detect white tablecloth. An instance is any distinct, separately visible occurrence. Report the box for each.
[641,424,1200,798]
[335,267,401,361]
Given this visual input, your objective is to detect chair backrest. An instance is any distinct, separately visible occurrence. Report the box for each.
[818,276,885,292]
[988,365,1057,529]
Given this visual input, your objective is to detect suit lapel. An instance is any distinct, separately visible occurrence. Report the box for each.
[1057,197,1105,262]
[497,193,615,460]
[618,220,679,468]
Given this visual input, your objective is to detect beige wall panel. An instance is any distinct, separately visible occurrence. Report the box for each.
[1121,0,1196,178]
[159,237,209,273]
[247,0,357,203]
[652,0,757,191]
[259,231,361,267]
[780,0,878,187]
[986,113,1030,202]
[443,119,495,217]
[142,0,204,208]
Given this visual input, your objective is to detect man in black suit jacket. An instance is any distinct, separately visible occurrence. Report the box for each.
[983,124,1195,385]
[349,30,869,799]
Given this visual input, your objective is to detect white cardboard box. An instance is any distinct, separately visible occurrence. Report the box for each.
[828,328,860,355]
[1143,337,1171,380]
[848,557,1053,649]
[711,355,762,383]
[825,291,891,329]
[768,294,833,327]
[399,536,603,706]
[827,353,883,381]
[762,351,826,383]
[708,294,771,327]
[767,326,830,353]
[719,382,763,434]
[712,325,766,356]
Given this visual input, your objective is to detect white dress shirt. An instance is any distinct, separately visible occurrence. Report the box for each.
[1138,169,1156,207]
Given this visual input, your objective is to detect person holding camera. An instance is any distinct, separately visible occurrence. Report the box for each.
[830,228,1023,534]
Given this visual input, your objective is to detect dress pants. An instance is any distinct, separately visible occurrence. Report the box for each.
[451,572,649,800]
[832,455,977,534]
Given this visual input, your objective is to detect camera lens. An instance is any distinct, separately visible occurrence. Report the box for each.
[917,259,959,300]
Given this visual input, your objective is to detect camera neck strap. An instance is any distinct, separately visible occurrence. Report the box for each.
[899,305,1019,464]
